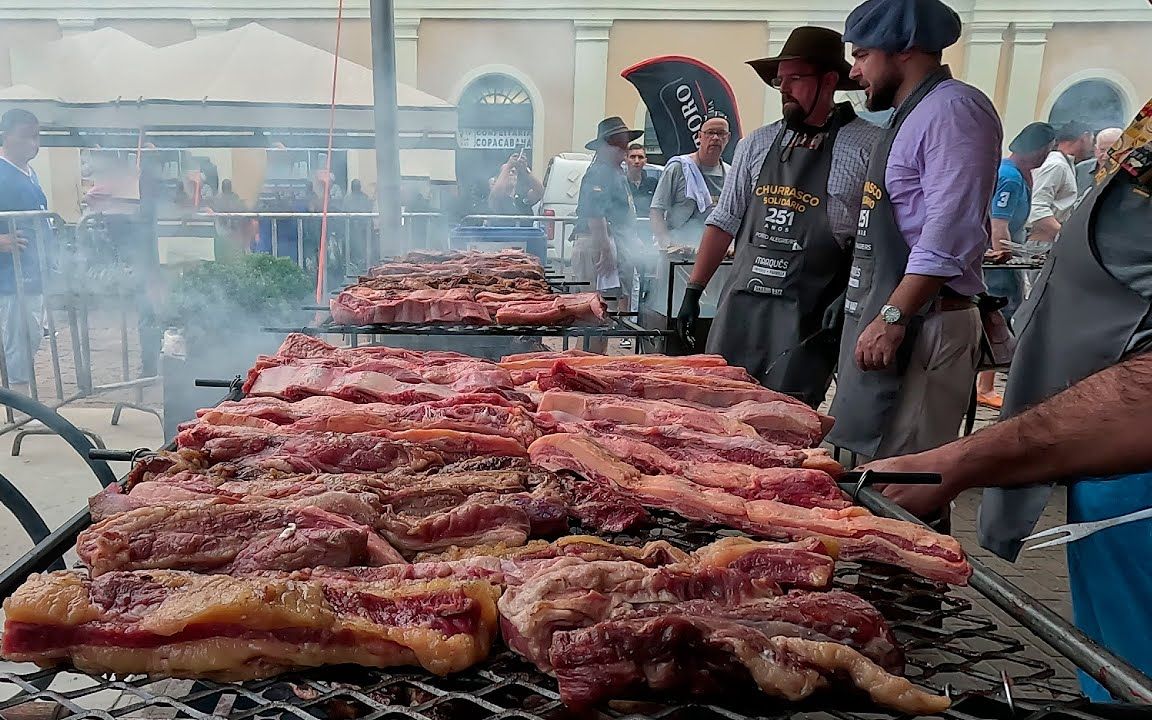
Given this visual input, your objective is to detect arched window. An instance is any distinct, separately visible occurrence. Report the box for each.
[1048,80,1128,132]
[456,73,535,214]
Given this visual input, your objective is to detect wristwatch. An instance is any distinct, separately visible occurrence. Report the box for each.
[880,304,906,325]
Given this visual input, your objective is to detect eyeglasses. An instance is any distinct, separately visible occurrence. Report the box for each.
[770,73,821,89]
[701,130,730,138]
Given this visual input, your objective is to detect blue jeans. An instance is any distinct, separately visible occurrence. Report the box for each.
[0,294,43,386]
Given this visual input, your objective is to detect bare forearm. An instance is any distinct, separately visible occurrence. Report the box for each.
[887,274,949,316]
[989,219,1012,251]
[687,225,734,287]
[649,210,671,247]
[588,218,611,251]
[1028,216,1060,243]
[937,352,1152,493]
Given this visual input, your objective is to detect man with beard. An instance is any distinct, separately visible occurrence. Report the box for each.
[1028,120,1092,244]
[650,111,732,251]
[827,0,1002,479]
[676,27,881,408]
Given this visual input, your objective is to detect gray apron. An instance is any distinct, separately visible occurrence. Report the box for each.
[978,161,1152,561]
[706,104,856,408]
[827,69,953,457]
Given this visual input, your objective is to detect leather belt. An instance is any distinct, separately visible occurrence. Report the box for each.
[934,296,975,312]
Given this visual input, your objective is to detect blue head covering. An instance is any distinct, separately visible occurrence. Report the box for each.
[843,0,962,53]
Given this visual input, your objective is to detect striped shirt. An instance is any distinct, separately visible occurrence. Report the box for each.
[707,116,883,244]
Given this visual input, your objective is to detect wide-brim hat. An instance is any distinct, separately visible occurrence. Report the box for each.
[585,116,644,151]
[747,26,860,92]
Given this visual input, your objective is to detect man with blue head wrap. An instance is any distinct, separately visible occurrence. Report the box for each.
[826,0,1003,493]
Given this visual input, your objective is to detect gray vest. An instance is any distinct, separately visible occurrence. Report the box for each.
[707,104,855,408]
[978,160,1152,561]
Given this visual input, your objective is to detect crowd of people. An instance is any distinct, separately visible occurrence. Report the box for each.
[565,0,1152,699]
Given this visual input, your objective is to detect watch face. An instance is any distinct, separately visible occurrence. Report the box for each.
[882,305,901,323]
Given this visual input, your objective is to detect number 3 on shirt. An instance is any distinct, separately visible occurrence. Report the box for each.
[996,191,1011,208]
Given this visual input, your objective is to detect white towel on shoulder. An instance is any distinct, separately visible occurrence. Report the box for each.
[665,154,712,213]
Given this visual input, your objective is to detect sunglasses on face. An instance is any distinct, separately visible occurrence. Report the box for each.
[701,130,730,138]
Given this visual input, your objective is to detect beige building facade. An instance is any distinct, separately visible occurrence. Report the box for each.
[0,1,1149,214]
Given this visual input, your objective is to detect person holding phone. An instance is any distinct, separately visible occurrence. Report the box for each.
[487,148,543,226]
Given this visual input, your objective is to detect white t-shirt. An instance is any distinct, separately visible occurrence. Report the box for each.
[1028,150,1078,226]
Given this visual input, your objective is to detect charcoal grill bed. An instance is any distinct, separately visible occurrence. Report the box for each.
[1,389,1150,718]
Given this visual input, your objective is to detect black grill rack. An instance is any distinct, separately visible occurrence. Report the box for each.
[0,510,1101,720]
[265,316,669,341]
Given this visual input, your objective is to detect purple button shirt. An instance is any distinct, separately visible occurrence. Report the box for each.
[886,78,1003,296]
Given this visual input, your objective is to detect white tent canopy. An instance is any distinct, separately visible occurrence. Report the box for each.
[0,23,456,170]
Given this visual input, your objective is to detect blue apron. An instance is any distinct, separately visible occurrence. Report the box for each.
[1066,472,1152,701]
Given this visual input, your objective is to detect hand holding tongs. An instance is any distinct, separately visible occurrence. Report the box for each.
[1022,506,1152,552]
[840,469,943,503]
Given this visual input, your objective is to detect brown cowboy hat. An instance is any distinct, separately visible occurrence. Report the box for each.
[747,26,860,92]
[585,116,644,151]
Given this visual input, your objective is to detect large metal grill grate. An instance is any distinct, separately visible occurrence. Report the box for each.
[0,511,1085,720]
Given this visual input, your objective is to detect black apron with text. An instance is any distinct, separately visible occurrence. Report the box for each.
[978,161,1152,561]
[706,104,856,408]
[826,69,953,457]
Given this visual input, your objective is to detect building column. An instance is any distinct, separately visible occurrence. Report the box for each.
[394,18,419,88]
[761,22,806,126]
[962,22,1008,104]
[571,20,612,152]
[57,18,95,37]
[191,18,230,37]
[1001,22,1053,143]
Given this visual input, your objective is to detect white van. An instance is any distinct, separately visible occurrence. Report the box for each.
[538,152,662,263]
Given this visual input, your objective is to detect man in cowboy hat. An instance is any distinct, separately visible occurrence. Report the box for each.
[572,116,644,352]
[677,26,882,408]
[828,0,1002,485]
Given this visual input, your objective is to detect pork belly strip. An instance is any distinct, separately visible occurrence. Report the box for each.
[550,614,947,715]
[76,504,406,576]
[528,434,971,585]
[2,571,500,680]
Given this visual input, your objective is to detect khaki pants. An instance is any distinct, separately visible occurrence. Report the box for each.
[873,306,982,459]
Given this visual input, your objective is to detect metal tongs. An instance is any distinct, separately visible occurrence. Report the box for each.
[839,469,943,503]
[1022,506,1152,552]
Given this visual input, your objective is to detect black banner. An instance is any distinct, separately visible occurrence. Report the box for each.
[622,55,742,164]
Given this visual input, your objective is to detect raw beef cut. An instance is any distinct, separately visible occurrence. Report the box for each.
[537,391,759,438]
[331,287,494,325]
[537,363,830,446]
[492,293,608,326]
[550,611,948,714]
[244,363,530,405]
[76,503,405,576]
[2,571,500,679]
[528,434,971,584]
[176,423,525,474]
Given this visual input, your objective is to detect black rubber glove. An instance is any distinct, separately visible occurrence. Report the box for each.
[676,284,704,349]
[817,290,847,347]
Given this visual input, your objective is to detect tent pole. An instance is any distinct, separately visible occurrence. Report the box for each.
[370,0,403,261]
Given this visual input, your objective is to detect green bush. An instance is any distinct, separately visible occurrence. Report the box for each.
[167,254,313,331]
